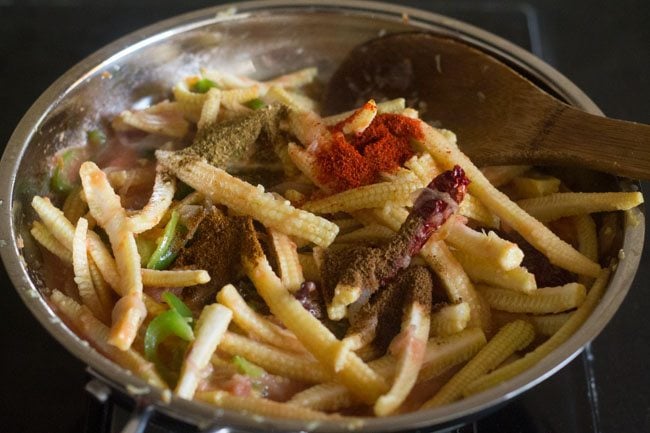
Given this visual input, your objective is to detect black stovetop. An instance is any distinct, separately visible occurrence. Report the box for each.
[1,1,649,433]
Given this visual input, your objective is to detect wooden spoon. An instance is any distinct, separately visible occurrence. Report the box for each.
[322,32,650,179]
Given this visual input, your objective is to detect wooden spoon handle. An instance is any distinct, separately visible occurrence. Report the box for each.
[524,106,650,179]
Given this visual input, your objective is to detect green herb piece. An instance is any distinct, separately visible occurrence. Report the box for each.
[192,78,218,94]
[232,355,266,378]
[162,292,193,321]
[144,309,194,361]
[86,129,106,149]
[51,148,84,194]
[146,210,179,270]
[244,98,266,110]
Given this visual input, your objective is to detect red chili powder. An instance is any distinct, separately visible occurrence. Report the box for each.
[315,113,423,192]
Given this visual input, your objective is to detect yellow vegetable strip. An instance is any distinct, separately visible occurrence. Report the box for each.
[429,302,471,337]
[241,238,387,404]
[420,239,491,332]
[80,161,145,350]
[265,86,316,112]
[140,269,210,288]
[323,98,406,125]
[528,312,573,336]
[517,192,644,222]
[73,217,110,324]
[264,67,318,89]
[220,332,332,383]
[175,304,232,399]
[419,123,601,278]
[374,302,431,416]
[32,196,75,248]
[30,221,72,263]
[574,215,599,262]
[289,328,486,411]
[156,150,338,247]
[574,214,599,286]
[479,283,586,314]
[269,227,304,292]
[195,390,334,421]
[418,328,487,383]
[298,253,320,282]
[340,99,377,135]
[335,224,394,244]
[113,101,189,138]
[287,142,324,189]
[221,86,261,111]
[127,169,176,234]
[88,260,114,313]
[172,80,206,122]
[62,186,87,225]
[445,218,524,271]
[453,249,537,294]
[216,284,305,354]
[404,152,440,185]
[480,165,531,187]
[464,269,610,396]
[197,87,222,130]
[511,175,561,198]
[50,290,166,389]
[302,180,421,214]
[458,194,500,229]
[421,320,535,408]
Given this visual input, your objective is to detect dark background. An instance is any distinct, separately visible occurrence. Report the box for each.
[0,1,648,432]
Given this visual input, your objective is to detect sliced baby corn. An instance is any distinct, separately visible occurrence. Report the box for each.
[429,302,471,337]
[219,332,332,383]
[337,100,377,135]
[528,312,573,336]
[421,320,535,408]
[511,175,561,198]
[176,304,232,399]
[289,328,487,412]
[112,101,189,138]
[453,249,537,293]
[127,169,176,234]
[196,390,334,421]
[302,179,421,214]
[419,123,601,278]
[265,85,316,112]
[323,98,406,125]
[216,284,305,353]
[420,239,491,333]
[173,79,208,122]
[140,269,210,288]
[517,192,643,222]
[196,87,221,129]
[80,161,145,350]
[445,219,524,270]
[404,152,440,185]
[241,233,387,404]
[156,150,338,247]
[458,194,500,229]
[73,217,109,324]
[464,269,610,396]
[30,221,72,263]
[62,186,88,225]
[50,290,166,389]
[478,283,586,314]
[480,165,531,187]
[298,253,320,282]
[335,224,394,244]
[374,302,431,416]
[268,227,304,292]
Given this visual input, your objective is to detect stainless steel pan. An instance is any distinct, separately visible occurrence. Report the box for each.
[0,1,644,432]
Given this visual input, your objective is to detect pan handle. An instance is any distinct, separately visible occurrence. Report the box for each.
[118,402,154,433]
